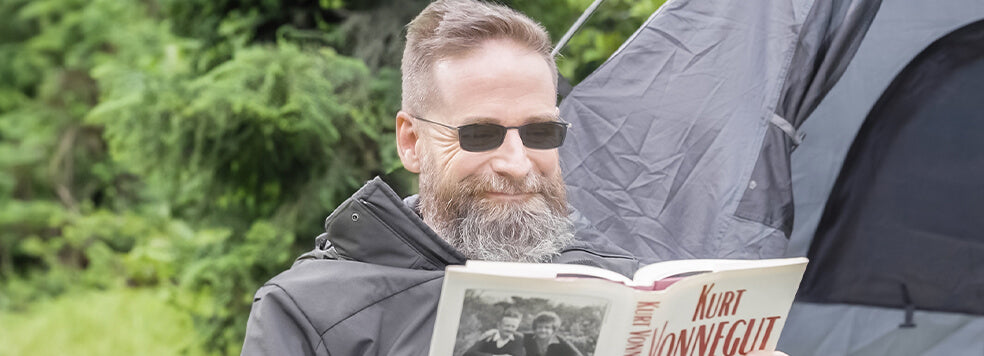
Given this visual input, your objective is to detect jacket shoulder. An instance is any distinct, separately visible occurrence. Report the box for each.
[257,259,445,332]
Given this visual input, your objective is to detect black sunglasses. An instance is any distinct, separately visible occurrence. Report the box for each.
[412,116,572,152]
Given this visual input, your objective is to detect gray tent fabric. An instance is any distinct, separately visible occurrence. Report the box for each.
[736,0,882,237]
[777,0,984,354]
[560,0,984,354]
[780,303,984,355]
[777,0,883,128]
[561,0,877,262]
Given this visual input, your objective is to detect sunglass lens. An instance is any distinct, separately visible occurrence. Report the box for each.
[520,122,567,149]
[458,124,506,152]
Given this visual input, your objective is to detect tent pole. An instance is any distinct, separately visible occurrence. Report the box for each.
[552,0,608,57]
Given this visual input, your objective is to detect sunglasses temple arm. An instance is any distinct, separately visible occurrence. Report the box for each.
[413,116,459,131]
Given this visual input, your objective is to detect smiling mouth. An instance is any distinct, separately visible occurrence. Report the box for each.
[484,192,534,201]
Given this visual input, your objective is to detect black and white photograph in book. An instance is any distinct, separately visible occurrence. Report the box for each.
[454,289,610,356]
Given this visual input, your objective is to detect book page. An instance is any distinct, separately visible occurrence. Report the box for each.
[632,258,808,286]
[430,267,637,356]
[464,260,634,284]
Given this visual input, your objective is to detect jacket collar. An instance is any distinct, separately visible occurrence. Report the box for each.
[298,177,640,276]
[313,177,467,270]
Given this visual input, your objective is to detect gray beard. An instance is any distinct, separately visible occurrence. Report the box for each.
[418,160,574,263]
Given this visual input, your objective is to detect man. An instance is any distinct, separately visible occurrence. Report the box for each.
[463,309,526,356]
[242,2,628,354]
[241,1,789,355]
[523,312,581,356]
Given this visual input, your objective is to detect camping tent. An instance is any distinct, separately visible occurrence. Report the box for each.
[557,0,984,354]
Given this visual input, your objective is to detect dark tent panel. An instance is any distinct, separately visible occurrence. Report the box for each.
[737,0,882,237]
[798,19,984,316]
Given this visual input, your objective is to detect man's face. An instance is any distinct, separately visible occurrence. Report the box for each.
[499,316,521,335]
[408,39,573,262]
[425,38,561,184]
[533,322,555,340]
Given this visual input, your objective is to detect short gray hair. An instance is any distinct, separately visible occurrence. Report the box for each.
[401,0,556,116]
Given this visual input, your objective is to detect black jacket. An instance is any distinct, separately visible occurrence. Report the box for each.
[241,177,637,355]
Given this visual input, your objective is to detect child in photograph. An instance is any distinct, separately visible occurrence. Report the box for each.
[464,309,526,356]
[523,311,582,356]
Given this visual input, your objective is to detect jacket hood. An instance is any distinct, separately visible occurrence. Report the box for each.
[299,177,467,270]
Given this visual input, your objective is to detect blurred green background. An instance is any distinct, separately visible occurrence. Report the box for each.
[0,0,665,354]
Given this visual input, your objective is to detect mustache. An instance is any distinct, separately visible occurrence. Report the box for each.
[457,173,554,196]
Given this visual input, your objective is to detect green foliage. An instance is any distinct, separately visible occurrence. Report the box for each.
[0,288,203,356]
[160,0,327,71]
[0,0,166,297]
[1,0,411,353]
[319,1,431,70]
[1,208,180,309]
[89,41,397,231]
[175,221,296,355]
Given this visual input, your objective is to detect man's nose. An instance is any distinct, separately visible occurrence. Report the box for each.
[489,129,532,178]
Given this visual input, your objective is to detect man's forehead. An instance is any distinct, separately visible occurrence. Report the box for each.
[432,38,535,67]
[431,50,551,88]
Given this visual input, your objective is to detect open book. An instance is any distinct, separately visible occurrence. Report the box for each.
[430,257,808,356]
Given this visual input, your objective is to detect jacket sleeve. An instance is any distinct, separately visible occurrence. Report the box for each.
[241,284,326,356]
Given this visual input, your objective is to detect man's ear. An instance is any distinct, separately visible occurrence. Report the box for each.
[396,111,422,173]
